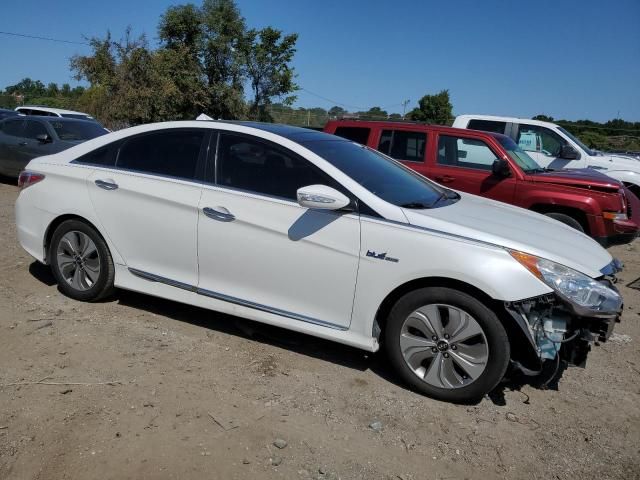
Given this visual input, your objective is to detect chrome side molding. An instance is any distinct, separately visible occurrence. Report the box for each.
[128,268,347,331]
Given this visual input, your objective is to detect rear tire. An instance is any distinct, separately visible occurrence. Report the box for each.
[49,219,115,301]
[544,212,584,232]
[385,287,510,403]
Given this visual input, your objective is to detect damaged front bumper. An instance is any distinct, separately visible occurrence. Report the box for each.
[504,263,623,374]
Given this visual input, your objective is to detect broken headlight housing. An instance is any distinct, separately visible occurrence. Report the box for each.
[510,251,622,316]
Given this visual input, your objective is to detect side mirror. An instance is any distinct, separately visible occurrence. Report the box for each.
[560,144,580,160]
[297,185,351,211]
[491,158,511,178]
[36,133,52,144]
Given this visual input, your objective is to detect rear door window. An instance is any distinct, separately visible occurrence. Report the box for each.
[332,126,371,145]
[378,130,427,162]
[467,119,507,134]
[437,135,498,171]
[1,119,25,137]
[116,129,205,180]
[24,120,49,140]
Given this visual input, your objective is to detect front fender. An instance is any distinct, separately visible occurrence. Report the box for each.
[348,217,552,340]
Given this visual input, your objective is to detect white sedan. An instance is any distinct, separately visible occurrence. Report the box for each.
[15,121,623,403]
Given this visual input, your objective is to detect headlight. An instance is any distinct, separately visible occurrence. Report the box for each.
[510,251,622,315]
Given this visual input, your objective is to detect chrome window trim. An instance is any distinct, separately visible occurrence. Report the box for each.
[128,268,348,331]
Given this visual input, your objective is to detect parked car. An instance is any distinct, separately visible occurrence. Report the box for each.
[15,121,623,403]
[15,105,97,122]
[452,115,640,197]
[324,120,640,247]
[0,116,108,177]
[0,108,20,120]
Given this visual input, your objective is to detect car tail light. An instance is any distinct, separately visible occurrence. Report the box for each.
[18,171,45,190]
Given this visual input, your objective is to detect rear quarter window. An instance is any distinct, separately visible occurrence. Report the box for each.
[332,126,371,145]
[467,119,507,134]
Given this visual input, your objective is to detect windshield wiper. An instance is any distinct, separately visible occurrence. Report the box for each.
[400,202,431,209]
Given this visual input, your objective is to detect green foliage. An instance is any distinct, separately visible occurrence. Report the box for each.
[356,106,388,119]
[244,27,298,121]
[328,106,346,117]
[408,90,453,124]
[533,114,554,122]
[0,77,86,110]
[69,0,299,126]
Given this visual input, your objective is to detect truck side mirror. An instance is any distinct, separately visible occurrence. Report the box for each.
[560,144,580,160]
[491,158,511,178]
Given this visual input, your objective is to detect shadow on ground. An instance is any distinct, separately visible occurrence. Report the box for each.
[28,260,560,406]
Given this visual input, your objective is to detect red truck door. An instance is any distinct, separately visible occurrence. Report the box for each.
[429,132,517,203]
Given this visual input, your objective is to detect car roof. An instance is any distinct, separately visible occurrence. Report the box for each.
[15,105,92,116]
[1,115,101,125]
[456,114,557,128]
[325,118,510,139]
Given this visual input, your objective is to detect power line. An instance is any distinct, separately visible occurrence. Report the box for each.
[0,30,90,46]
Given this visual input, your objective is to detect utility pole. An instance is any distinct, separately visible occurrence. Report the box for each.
[402,99,410,119]
[307,110,311,126]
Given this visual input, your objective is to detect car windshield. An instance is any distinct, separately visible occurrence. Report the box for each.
[495,135,543,173]
[558,127,595,156]
[301,140,455,209]
[50,121,107,141]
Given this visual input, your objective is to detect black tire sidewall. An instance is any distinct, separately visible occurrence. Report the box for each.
[49,220,114,302]
[544,213,584,232]
[385,287,510,403]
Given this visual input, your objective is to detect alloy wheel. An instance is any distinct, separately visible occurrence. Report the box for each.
[56,230,101,291]
[400,304,489,389]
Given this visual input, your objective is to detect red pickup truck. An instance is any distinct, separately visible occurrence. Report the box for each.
[324,120,640,246]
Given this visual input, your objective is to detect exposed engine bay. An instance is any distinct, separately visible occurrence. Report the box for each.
[506,283,620,376]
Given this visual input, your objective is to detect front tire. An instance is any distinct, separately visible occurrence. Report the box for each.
[385,287,510,403]
[49,219,115,301]
[544,212,584,232]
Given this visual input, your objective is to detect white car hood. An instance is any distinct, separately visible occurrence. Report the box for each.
[402,192,612,278]
[590,154,640,171]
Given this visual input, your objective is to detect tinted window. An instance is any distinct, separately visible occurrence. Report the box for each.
[301,140,448,208]
[467,119,507,134]
[116,130,204,179]
[75,145,117,167]
[24,121,49,140]
[50,121,107,141]
[333,126,370,145]
[25,109,54,117]
[437,135,498,171]
[1,119,25,137]
[61,113,93,120]
[217,134,333,200]
[516,124,565,156]
[378,130,427,162]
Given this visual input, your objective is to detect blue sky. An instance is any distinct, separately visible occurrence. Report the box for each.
[1,0,638,122]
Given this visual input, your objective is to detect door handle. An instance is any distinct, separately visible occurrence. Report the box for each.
[95,179,119,190]
[203,206,235,222]
[435,175,455,183]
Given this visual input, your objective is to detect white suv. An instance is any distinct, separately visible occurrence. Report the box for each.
[15,106,96,122]
[14,121,623,403]
[453,115,640,197]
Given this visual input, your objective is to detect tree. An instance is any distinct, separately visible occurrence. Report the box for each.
[328,106,346,117]
[46,82,60,97]
[533,114,554,122]
[408,90,453,124]
[243,27,298,121]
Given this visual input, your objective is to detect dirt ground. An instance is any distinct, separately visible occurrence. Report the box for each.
[0,179,638,480]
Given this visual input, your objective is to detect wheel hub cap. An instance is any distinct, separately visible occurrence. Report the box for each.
[399,304,489,390]
[56,231,101,292]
